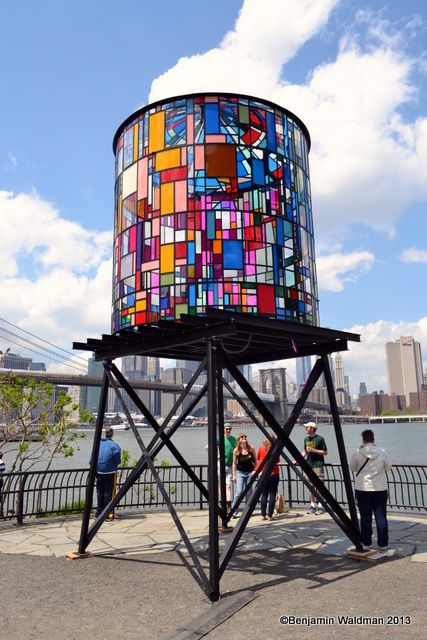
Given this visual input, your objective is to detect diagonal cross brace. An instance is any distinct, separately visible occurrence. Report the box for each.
[219,357,325,521]
[221,349,363,548]
[83,372,211,547]
[109,362,211,503]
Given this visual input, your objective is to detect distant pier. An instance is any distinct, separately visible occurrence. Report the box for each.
[315,414,427,424]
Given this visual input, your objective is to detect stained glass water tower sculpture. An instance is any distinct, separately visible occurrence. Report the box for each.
[111,93,318,332]
[75,93,362,602]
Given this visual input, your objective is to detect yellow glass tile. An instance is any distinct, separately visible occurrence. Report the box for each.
[118,194,122,232]
[156,148,181,171]
[135,300,146,311]
[133,124,138,162]
[149,111,165,153]
[188,230,194,240]
[175,303,188,318]
[161,244,174,273]
[160,182,174,214]
[188,265,195,278]
[161,273,174,285]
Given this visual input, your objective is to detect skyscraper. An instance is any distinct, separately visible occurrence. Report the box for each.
[334,353,351,408]
[386,336,424,404]
[296,356,312,392]
[86,356,103,414]
[334,353,345,391]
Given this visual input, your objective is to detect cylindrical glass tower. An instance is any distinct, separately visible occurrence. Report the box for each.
[112,93,318,334]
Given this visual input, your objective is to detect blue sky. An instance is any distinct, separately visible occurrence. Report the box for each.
[1,0,426,395]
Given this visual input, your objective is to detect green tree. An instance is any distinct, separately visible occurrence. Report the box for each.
[0,373,85,474]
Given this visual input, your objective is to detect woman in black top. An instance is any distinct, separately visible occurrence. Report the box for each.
[231,433,256,517]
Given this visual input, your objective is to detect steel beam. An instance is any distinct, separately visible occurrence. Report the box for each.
[78,365,110,554]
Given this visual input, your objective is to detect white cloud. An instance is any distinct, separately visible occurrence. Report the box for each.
[149,0,339,103]
[317,251,374,292]
[149,0,427,245]
[0,190,111,278]
[343,317,427,395]
[0,190,112,348]
[401,247,427,263]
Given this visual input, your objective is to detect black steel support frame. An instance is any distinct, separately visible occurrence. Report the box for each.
[78,337,363,601]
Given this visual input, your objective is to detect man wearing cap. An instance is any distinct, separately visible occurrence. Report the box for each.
[205,423,236,512]
[302,421,327,515]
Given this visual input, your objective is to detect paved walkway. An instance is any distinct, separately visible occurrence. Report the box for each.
[1,509,426,639]
[1,508,426,560]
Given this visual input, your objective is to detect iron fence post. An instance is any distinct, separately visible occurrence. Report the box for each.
[286,464,293,509]
[16,472,29,525]
[199,465,204,510]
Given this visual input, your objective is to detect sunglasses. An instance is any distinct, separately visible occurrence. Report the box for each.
[239,435,247,439]
[225,428,232,432]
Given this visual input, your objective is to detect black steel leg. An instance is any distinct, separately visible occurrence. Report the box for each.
[322,355,362,549]
[78,365,110,554]
[206,340,220,601]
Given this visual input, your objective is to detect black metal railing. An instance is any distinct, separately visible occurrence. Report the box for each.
[0,463,426,524]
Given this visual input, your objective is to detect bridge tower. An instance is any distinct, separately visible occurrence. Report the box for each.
[259,367,287,421]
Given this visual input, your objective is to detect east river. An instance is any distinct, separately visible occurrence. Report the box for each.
[28,421,426,470]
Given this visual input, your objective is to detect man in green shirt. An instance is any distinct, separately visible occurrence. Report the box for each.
[220,424,237,512]
[206,423,237,512]
[302,421,327,515]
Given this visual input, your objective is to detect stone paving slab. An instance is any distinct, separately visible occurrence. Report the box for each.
[410,545,427,562]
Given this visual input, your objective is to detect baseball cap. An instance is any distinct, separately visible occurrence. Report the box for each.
[304,421,317,430]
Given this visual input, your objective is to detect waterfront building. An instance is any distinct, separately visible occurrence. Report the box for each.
[309,385,329,406]
[86,356,103,414]
[386,336,424,404]
[359,392,406,416]
[161,365,203,417]
[121,355,161,416]
[287,380,297,400]
[296,355,312,393]
[1,351,46,371]
[409,390,427,413]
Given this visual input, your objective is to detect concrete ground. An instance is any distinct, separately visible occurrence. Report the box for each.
[1,508,426,640]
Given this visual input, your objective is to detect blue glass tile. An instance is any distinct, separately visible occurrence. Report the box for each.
[205,103,219,134]
[223,240,243,269]
[252,159,265,185]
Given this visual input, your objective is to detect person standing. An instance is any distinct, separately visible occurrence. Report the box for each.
[94,427,121,519]
[232,433,256,517]
[255,436,281,521]
[205,423,236,512]
[301,421,327,515]
[349,429,391,551]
